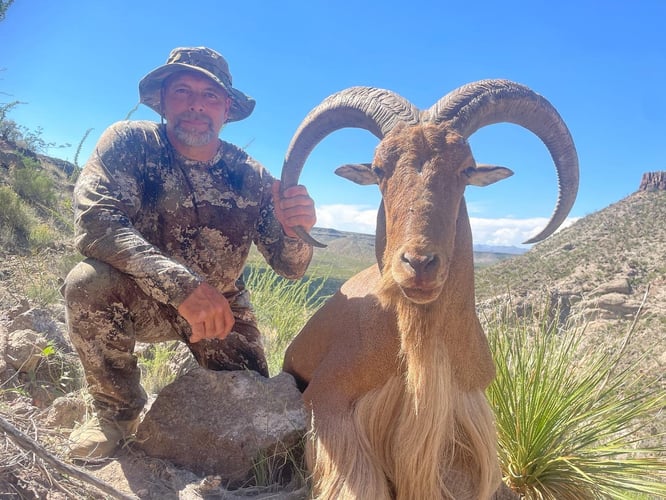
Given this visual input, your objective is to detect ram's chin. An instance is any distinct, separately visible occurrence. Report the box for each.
[400,285,443,304]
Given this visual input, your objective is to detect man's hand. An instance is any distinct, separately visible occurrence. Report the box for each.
[177,282,235,343]
[272,181,316,238]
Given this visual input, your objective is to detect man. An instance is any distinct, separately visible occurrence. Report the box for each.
[63,47,316,460]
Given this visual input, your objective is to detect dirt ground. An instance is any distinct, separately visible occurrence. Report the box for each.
[0,399,306,499]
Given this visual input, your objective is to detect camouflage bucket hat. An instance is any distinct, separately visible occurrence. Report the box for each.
[138,47,255,122]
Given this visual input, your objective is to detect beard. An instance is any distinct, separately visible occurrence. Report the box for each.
[172,111,221,147]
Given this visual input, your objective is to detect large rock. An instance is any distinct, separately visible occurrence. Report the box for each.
[639,171,666,191]
[6,328,49,372]
[136,368,307,486]
[590,278,632,296]
[584,292,642,319]
[36,394,86,429]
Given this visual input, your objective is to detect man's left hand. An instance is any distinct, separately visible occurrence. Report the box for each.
[272,181,316,239]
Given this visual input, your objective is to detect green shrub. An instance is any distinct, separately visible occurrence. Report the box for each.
[0,185,34,244]
[58,251,84,278]
[24,279,61,306]
[12,342,84,407]
[28,222,58,249]
[12,251,68,306]
[0,0,14,22]
[12,155,56,207]
[485,303,666,499]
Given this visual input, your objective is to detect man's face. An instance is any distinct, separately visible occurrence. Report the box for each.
[162,71,231,147]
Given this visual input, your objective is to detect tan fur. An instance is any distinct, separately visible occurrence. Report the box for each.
[303,292,500,500]
[286,204,501,498]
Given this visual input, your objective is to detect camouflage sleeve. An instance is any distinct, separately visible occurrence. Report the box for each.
[253,167,313,280]
[73,122,202,307]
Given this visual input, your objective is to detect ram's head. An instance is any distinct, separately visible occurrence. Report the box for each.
[281,80,578,304]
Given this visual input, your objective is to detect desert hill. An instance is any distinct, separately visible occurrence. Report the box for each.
[474,173,666,385]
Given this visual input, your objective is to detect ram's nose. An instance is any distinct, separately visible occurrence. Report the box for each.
[400,251,439,281]
[393,249,449,304]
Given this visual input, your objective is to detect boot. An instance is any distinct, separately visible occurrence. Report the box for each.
[68,415,139,461]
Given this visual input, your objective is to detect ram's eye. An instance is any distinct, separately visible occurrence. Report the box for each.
[462,166,476,178]
[372,164,385,178]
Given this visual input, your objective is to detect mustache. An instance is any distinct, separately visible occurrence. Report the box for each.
[175,111,213,125]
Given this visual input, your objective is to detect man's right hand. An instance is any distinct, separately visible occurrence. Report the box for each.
[177,283,235,343]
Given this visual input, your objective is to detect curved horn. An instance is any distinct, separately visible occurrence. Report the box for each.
[281,87,421,247]
[424,79,579,244]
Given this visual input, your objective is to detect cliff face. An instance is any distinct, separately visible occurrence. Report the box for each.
[639,171,666,191]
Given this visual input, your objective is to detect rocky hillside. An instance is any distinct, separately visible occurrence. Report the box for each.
[476,171,666,392]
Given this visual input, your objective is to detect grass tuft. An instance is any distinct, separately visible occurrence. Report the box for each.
[244,265,328,375]
[137,342,181,395]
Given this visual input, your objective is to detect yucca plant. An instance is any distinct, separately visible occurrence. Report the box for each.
[485,302,666,499]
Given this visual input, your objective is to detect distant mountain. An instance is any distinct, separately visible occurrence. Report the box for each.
[473,244,527,255]
[475,181,666,305]
[313,228,528,256]
[307,227,520,276]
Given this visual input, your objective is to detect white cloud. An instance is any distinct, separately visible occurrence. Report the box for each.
[471,217,546,247]
[470,217,579,247]
[316,204,378,234]
[316,204,579,248]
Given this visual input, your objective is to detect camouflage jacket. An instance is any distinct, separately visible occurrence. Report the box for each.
[73,120,312,309]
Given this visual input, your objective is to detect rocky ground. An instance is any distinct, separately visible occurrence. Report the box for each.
[0,293,310,499]
[0,237,311,499]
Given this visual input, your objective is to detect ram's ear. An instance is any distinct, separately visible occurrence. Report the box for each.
[467,164,514,187]
[335,163,377,185]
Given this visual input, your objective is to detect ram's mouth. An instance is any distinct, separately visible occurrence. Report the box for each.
[400,285,443,304]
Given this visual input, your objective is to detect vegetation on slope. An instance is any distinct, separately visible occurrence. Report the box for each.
[476,190,666,300]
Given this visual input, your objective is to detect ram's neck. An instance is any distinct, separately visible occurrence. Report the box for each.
[376,199,495,392]
[378,265,495,397]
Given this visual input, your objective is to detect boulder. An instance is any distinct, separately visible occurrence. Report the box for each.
[584,293,642,319]
[590,278,632,296]
[36,394,86,429]
[6,328,49,372]
[136,368,307,487]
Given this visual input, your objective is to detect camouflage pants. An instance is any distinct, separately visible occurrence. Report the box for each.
[63,258,269,422]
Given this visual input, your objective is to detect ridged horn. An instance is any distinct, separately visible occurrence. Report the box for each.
[424,79,579,244]
[280,87,421,247]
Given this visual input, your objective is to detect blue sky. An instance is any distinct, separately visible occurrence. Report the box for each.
[2,0,665,247]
